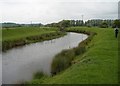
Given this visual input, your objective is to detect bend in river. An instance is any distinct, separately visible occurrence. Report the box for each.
[2,32,88,84]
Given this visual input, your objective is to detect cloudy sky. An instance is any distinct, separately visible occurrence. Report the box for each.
[0,0,119,24]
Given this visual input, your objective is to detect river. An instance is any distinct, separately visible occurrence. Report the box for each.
[2,32,88,84]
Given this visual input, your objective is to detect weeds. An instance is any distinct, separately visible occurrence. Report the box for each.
[33,72,44,79]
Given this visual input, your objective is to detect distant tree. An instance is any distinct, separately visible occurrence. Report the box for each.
[114,19,120,28]
[70,20,76,26]
[100,22,108,28]
[85,19,114,27]
[58,20,70,31]
[76,20,79,26]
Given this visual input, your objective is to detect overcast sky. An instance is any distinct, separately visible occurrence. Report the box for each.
[0,0,119,24]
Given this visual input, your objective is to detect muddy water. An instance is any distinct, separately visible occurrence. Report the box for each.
[2,32,88,84]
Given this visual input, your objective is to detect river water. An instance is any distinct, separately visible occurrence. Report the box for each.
[2,32,88,84]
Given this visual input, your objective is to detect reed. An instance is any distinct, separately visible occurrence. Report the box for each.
[33,72,44,79]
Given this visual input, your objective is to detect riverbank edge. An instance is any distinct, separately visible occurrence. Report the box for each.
[51,30,96,75]
[2,31,66,51]
[27,29,97,84]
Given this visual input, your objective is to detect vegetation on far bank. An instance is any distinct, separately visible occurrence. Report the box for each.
[28,27,119,84]
[2,27,66,51]
[2,27,57,41]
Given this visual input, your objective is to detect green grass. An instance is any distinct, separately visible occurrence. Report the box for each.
[0,29,1,41]
[29,27,119,84]
[51,30,95,75]
[2,27,57,41]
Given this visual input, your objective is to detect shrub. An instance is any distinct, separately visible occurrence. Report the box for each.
[51,49,75,75]
[100,22,108,28]
[33,72,44,79]
[74,46,86,56]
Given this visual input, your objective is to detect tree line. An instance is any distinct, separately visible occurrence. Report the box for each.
[45,19,120,28]
[2,19,120,29]
[1,22,43,28]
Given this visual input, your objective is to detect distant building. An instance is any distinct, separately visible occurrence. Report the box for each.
[118,1,120,19]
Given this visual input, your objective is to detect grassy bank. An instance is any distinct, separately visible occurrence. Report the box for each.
[2,27,66,51]
[0,29,1,41]
[51,30,96,75]
[28,27,119,84]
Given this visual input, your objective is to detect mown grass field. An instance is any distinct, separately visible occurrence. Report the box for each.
[2,27,57,41]
[29,27,119,84]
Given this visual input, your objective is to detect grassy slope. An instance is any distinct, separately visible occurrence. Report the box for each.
[0,29,1,50]
[2,27,57,41]
[30,27,118,84]
[0,29,2,41]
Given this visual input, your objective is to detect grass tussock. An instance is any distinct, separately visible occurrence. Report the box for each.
[51,49,75,75]
[33,72,44,79]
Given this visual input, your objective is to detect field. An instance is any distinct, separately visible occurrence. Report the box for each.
[28,27,119,84]
[2,27,57,41]
[2,27,66,51]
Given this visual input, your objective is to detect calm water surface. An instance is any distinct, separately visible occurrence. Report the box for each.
[2,32,88,84]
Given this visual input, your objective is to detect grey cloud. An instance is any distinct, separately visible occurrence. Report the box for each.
[0,0,119,24]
